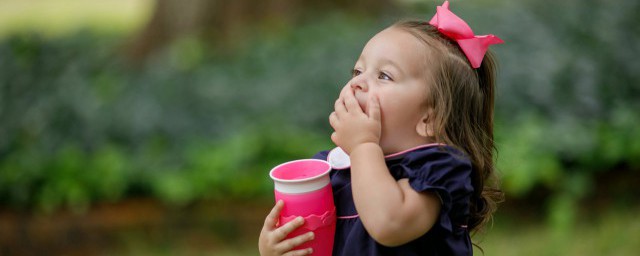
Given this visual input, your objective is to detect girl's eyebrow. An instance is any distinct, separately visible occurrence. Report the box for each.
[379,58,404,75]
[355,55,404,76]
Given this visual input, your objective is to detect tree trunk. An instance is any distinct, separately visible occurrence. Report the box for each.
[125,0,396,63]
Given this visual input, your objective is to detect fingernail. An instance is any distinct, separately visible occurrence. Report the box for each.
[297,216,304,223]
[308,232,314,240]
[308,248,314,254]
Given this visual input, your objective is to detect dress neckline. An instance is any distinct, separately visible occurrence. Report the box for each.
[327,143,447,170]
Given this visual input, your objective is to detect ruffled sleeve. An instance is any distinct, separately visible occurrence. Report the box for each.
[397,146,474,232]
[312,150,329,161]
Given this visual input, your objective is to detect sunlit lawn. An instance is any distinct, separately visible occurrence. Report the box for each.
[0,0,152,38]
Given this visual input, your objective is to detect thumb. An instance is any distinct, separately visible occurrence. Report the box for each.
[368,95,381,121]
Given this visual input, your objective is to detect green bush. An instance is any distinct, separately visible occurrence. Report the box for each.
[0,1,638,217]
[0,14,370,212]
[484,0,640,231]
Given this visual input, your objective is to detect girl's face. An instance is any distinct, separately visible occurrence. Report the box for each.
[343,27,434,154]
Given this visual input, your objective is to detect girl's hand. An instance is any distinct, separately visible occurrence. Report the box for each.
[258,200,315,256]
[329,87,381,154]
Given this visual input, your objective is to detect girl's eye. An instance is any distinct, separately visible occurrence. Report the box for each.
[379,72,392,81]
[351,69,362,77]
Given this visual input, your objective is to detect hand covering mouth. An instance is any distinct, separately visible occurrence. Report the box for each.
[354,95,368,114]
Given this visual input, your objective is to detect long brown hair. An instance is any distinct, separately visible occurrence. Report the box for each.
[393,20,504,235]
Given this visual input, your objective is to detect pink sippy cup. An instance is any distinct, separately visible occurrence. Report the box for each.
[269,159,335,256]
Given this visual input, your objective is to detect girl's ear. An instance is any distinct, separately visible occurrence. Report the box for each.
[416,108,435,138]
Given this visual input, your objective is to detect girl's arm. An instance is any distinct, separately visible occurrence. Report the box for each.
[349,143,441,246]
[329,87,441,246]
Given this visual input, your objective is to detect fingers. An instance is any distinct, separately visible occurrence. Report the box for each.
[282,247,314,256]
[273,216,306,241]
[335,85,357,114]
[334,87,362,115]
[260,201,315,256]
[329,111,338,125]
[276,232,315,254]
[331,132,339,147]
[342,88,362,113]
[263,200,284,231]
[368,95,381,121]
[329,112,340,146]
[334,97,346,115]
[339,84,351,99]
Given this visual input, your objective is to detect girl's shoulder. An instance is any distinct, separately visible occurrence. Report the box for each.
[392,144,474,208]
[312,150,330,161]
[390,144,471,169]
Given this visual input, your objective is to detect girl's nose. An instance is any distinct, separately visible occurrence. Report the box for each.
[350,76,368,92]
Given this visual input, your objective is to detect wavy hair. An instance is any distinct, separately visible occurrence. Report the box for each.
[393,20,504,238]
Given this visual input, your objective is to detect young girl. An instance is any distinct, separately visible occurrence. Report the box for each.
[259,1,503,255]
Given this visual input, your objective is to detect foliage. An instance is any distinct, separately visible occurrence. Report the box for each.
[0,14,368,212]
[484,0,640,229]
[0,0,639,220]
[0,118,332,212]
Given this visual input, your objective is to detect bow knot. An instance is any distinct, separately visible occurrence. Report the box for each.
[429,1,503,68]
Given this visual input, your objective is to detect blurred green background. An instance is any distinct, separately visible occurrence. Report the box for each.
[0,0,638,255]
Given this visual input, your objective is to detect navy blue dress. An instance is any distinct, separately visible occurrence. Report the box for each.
[313,145,474,256]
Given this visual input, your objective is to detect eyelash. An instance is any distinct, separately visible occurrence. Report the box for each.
[378,72,392,81]
[351,69,393,81]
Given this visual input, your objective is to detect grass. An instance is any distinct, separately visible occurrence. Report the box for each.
[109,205,640,256]
[473,206,640,255]
[4,199,637,255]
[0,0,152,38]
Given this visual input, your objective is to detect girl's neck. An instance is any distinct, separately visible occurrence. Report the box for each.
[381,136,434,155]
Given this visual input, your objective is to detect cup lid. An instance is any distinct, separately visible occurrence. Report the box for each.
[270,159,331,194]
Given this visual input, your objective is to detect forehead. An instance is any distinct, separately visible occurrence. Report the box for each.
[360,27,430,77]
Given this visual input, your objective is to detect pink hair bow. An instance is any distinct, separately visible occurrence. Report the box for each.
[429,1,503,68]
